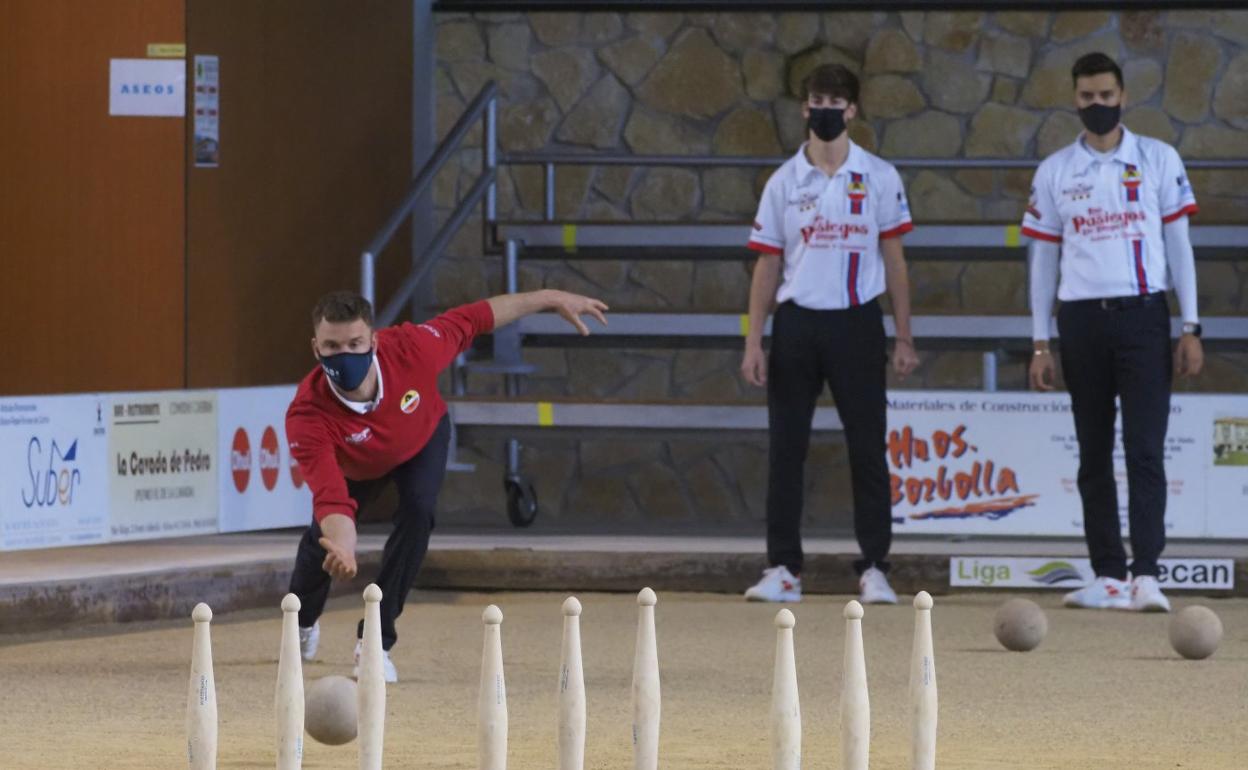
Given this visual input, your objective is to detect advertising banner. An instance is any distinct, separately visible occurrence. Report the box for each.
[0,395,110,550]
[1204,395,1248,539]
[217,386,311,533]
[108,391,219,540]
[950,556,1234,591]
[887,392,1208,537]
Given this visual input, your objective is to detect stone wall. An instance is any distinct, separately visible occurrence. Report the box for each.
[427,10,1248,528]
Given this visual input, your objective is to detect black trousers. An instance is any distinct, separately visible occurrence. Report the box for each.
[766,300,892,576]
[289,414,450,650]
[1057,294,1172,579]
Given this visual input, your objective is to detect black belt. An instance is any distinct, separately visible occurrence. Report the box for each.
[1068,292,1165,310]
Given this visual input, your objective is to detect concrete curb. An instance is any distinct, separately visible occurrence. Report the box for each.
[2,548,1242,635]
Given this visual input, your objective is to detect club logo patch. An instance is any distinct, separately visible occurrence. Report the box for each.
[847,172,867,215]
[1122,164,1141,202]
[400,389,421,414]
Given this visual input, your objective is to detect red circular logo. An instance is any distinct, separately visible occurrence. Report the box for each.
[259,427,280,491]
[290,447,304,489]
[231,428,252,493]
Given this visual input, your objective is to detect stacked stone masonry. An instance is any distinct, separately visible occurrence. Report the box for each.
[427,11,1248,527]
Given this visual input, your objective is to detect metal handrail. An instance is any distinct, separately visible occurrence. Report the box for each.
[376,168,496,327]
[360,81,499,311]
[503,151,1248,170]
[503,151,1248,221]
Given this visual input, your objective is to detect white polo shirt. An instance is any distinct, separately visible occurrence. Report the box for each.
[748,141,913,310]
[1021,127,1198,301]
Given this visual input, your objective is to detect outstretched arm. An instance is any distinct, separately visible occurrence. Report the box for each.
[487,289,608,335]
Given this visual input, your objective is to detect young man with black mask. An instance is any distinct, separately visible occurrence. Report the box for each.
[288,288,607,680]
[1023,52,1202,612]
[741,63,919,605]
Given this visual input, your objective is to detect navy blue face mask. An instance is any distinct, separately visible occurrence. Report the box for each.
[320,347,374,392]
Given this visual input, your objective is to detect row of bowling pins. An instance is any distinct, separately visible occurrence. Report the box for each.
[773,592,939,770]
[186,585,388,770]
[477,588,661,770]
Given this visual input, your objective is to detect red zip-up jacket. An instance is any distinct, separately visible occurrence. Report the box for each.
[287,301,494,523]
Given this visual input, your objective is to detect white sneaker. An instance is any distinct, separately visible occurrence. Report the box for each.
[1063,576,1131,609]
[299,622,319,661]
[1129,576,1171,613]
[744,566,802,603]
[858,567,898,605]
[353,640,399,683]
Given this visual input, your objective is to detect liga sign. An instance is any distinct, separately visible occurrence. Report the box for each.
[950,557,1234,591]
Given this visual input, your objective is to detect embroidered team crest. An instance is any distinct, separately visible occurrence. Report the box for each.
[847,172,867,215]
[400,389,421,414]
[792,192,818,212]
[1122,164,1142,202]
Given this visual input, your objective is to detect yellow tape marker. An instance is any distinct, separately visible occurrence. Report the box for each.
[739,314,751,337]
[1004,224,1021,247]
[537,402,554,427]
[562,224,577,253]
[147,43,186,57]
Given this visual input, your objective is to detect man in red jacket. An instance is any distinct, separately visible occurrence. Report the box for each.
[288,288,607,681]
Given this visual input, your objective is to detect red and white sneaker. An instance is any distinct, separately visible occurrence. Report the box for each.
[1063,576,1131,609]
[744,566,802,603]
[1128,576,1171,613]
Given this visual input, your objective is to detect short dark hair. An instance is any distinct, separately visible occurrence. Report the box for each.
[311,290,374,330]
[1071,52,1123,89]
[800,63,859,105]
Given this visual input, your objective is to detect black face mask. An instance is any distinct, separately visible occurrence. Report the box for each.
[807,107,846,143]
[1078,103,1121,136]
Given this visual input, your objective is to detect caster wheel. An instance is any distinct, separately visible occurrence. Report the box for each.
[504,477,538,527]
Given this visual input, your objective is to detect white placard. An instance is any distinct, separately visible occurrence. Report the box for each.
[1204,395,1248,538]
[950,556,1235,590]
[887,392,1208,537]
[108,391,219,540]
[0,395,110,550]
[192,55,220,167]
[217,386,311,533]
[109,58,185,117]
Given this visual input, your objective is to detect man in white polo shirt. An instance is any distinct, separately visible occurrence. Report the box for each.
[1024,52,1203,613]
[740,63,919,605]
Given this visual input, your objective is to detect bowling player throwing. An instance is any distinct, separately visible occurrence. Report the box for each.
[288,289,607,681]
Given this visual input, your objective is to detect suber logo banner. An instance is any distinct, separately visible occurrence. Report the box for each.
[231,428,251,493]
[22,437,81,507]
[259,427,280,491]
[888,423,1035,524]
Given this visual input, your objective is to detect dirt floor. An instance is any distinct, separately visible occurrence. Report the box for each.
[1,590,1245,769]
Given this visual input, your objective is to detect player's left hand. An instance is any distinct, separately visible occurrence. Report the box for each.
[548,290,609,336]
[1175,334,1203,378]
[893,338,919,379]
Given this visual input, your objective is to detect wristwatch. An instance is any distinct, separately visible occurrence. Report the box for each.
[1181,322,1202,338]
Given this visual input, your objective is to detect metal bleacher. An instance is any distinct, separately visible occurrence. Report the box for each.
[362,81,1248,525]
